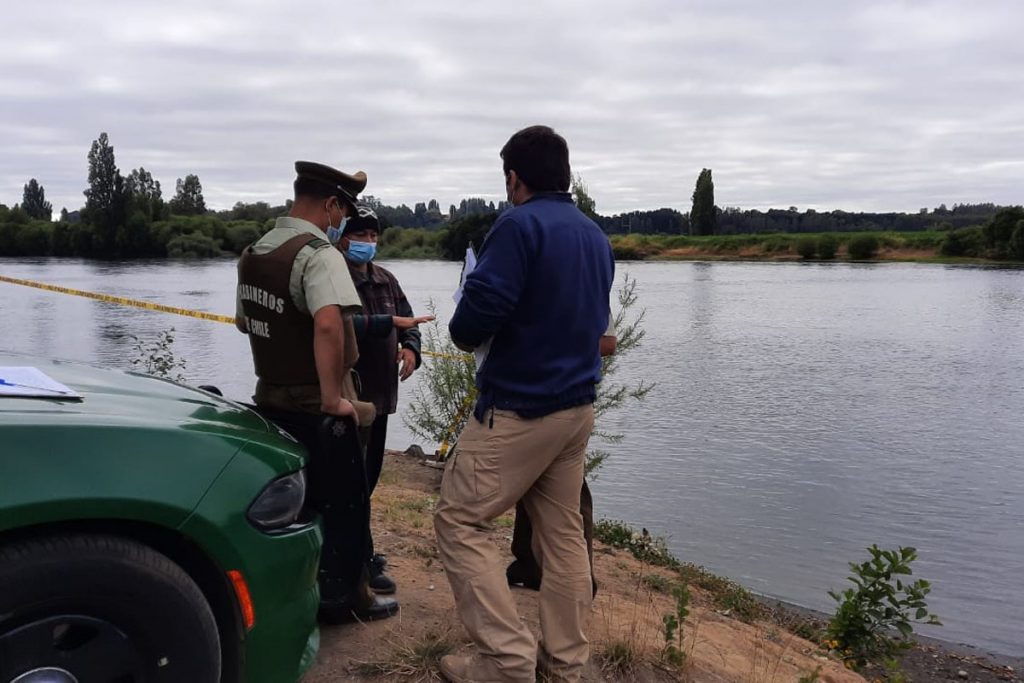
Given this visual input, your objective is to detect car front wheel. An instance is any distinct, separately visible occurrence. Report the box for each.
[0,534,221,683]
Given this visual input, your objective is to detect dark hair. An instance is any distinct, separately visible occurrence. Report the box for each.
[293,177,336,200]
[500,125,571,192]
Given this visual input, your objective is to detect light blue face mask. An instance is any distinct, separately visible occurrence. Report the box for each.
[326,215,349,244]
[345,240,376,264]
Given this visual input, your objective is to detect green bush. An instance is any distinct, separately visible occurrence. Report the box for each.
[438,213,495,260]
[846,234,879,260]
[827,545,941,667]
[611,243,645,260]
[11,220,54,255]
[222,221,263,254]
[378,225,444,259]
[939,226,984,257]
[796,236,817,259]
[166,232,221,258]
[817,234,838,259]
[1010,222,1024,261]
[983,206,1024,257]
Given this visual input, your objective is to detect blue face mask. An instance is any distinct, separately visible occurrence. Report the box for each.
[326,215,349,244]
[345,240,376,264]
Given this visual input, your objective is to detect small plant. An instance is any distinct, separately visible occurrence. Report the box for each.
[404,275,652,473]
[403,301,477,457]
[596,640,637,676]
[797,665,822,683]
[826,545,941,667]
[661,583,691,667]
[879,657,911,683]
[790,619,823,643]
[128,327,187,381]
[587,274,654,477]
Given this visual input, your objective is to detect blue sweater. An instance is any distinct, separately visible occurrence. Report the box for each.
[449,192,614,421]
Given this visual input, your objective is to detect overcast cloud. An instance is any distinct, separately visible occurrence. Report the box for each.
[2,0,1021,216]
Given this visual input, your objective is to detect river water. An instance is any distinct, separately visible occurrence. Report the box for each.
[1,257,1022,656]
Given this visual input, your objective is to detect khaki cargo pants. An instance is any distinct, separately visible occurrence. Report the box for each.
[434,404,595,682]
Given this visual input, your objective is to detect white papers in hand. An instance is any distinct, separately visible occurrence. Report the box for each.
[452,246,491,371]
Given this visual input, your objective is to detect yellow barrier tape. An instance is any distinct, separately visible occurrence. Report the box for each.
[0,274,236,324]
[0,274,464,360]
[438,392,475,460]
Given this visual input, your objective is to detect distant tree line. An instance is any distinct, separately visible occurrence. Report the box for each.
[1,137,1018,260]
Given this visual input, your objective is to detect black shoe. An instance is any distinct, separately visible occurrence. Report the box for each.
[505,561,541,591]
[369,554,397,595]
[319,594,400,624]
[506,561,598,597]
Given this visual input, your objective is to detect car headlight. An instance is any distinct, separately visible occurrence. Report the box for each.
[247,470,306,531]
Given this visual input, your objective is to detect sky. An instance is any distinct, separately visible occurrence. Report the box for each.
[2,0,1022,217]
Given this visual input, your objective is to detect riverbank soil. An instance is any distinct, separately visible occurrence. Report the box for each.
[890,642,1020,683]
[304,450,864,683]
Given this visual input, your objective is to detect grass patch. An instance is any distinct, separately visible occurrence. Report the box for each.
[715,586,763,623]
[379,494,438,528]
[594,519,680,569]
[641,573,673,594]
[597,519,767,623]
[596,639,639,676]
[493,513,514,529]
[354,631,455,680]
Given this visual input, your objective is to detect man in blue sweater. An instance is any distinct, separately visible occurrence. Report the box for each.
[435,126,614,683]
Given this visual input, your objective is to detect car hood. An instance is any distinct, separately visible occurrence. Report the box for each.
[0,353,288,447]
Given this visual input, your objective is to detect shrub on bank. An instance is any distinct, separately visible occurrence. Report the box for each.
[377,226,444,259]
[797,236,817,259]
[817,234,838,259]
[167,232,221,258]
[939,226,985,257]
[846,235,879,260]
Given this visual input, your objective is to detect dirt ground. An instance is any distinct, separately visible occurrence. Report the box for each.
[303,450,874,683]
[303,450,1020,682]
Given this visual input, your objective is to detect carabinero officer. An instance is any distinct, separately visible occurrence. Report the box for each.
[236,161,399,623]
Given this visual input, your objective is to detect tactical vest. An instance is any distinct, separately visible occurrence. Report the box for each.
[238,234,327,385]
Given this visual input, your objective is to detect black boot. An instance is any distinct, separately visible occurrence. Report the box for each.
[368,554,397,595]
[319,581,399,624]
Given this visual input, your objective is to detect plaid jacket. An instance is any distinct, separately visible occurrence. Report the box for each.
[348,262,422,414]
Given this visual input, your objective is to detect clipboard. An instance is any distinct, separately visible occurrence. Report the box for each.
[0,367,83,399]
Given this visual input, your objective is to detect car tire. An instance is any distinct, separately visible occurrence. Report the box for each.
[0,533,221,683]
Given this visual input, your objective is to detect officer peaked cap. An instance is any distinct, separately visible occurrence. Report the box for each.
[294,160,367,208]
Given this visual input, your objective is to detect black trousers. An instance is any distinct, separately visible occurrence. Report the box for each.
[363,414,389,558]
[508,479,598,596]
[255,407,370,604]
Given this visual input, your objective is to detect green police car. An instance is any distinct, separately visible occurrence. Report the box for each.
[0,353,321,683]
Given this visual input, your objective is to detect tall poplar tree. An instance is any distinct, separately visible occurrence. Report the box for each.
[691,168,717,236]
[83,132,126,252]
